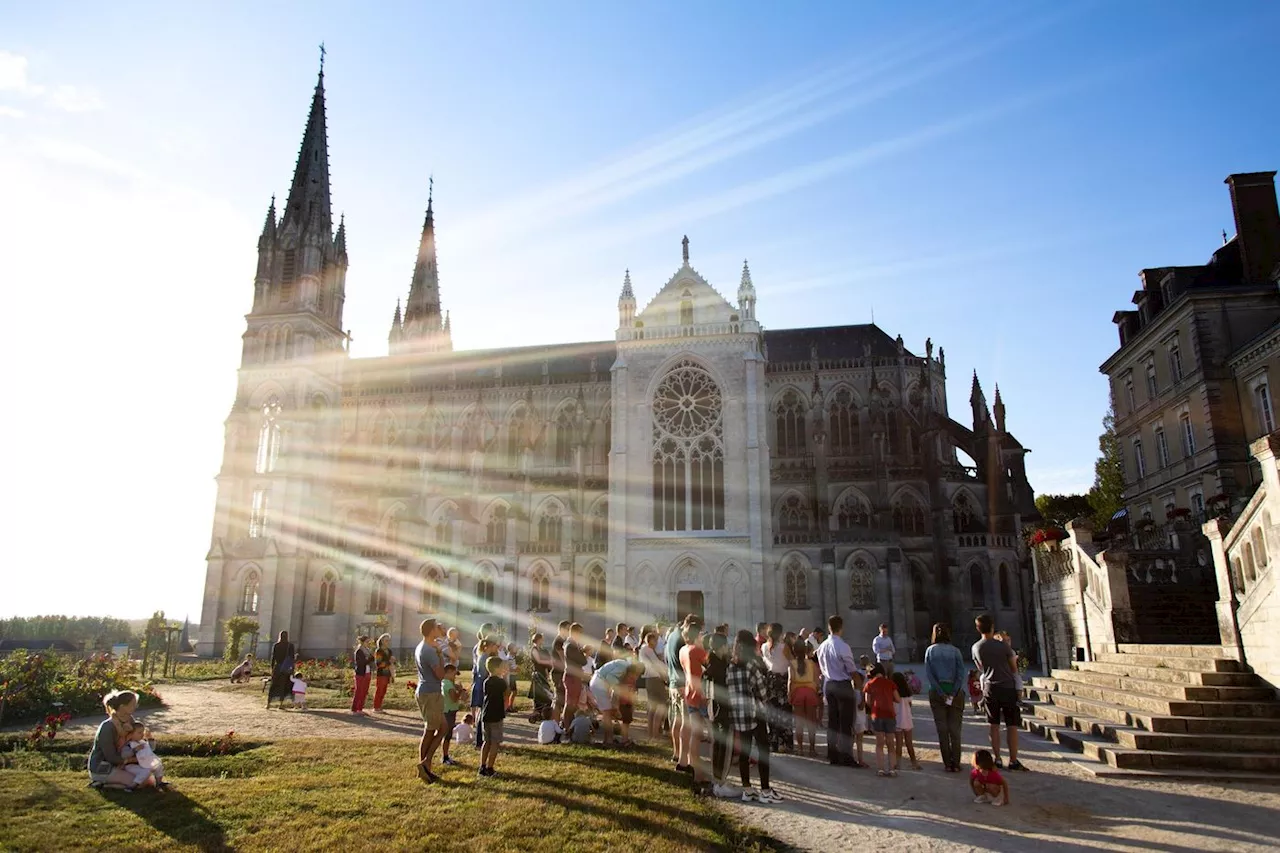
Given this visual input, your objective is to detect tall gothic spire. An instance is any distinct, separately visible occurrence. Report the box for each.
[404,180,441,327]
[281,62,332,234]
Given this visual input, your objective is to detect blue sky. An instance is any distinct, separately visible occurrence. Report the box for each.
[3,2,1278,620]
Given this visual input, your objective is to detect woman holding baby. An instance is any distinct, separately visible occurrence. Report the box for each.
[87,689,169,791]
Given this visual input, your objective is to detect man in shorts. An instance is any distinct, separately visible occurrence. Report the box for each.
[972,613,1028,771]
[665,615,693,769]
[414,618,447,783]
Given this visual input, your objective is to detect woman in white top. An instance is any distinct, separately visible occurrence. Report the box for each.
[638,630,668,740]
[760,623,794,752]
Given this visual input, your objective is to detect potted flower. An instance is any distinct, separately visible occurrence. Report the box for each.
[1029,527,1066,549]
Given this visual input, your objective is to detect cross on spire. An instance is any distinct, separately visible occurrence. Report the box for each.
[681,235,689,264]
[319,42,326,74]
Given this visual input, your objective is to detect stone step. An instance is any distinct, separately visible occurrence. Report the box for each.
[1029,678,1280,717]
[1076,660,1258,686]
[1084,743,1280,772]
[1031,701,1280,752]
[1116,643,1239,659]
[1042,671,1276,702]
[1028,691,1280,734]
[1093,651,1243,672]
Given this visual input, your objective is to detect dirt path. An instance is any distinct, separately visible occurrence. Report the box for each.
[718,700,1280,852]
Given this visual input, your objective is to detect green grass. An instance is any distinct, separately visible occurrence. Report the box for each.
[0,737,780,853]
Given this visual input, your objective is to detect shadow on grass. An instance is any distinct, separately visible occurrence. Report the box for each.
[99,788,230,852]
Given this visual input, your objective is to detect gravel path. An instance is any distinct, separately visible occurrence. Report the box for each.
[13,682,1280,850]
[718,700,1280,852]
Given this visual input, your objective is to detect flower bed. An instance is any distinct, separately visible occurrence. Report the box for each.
[0,651,161,726]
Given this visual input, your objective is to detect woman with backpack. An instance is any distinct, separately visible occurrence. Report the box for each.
[267,630,296,710]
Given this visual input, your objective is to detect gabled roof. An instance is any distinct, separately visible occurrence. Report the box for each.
[763,324,907,364]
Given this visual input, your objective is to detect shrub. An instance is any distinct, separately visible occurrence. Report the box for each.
[0,651,161,725]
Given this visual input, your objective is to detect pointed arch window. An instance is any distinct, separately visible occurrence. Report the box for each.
[784,560,808,609]
[849,557,875,609]
[474,568,495,612]
[421,567,442,613]
[537,505,562,544]
[892,493,926,536]
[434,506,454,545]
[589,501,608,542]
[679,299,694,326]
[585,565,606,612]
[240,572,260,614]
[386,507,404,547]
[255,396,283,474]
[554,408,575,467]
[969,565,986,609]
[998,563,1012,608]
[836,493,872,529]
[884,408,899,456]
[779,495,809,532]
[506,408,526,466]
[248,488,269,538]
[367,578,389,614]
[530,567,551,612]
[774,390,807,457]
[318,571,337,614]
[652,360,725,531]
[953,493,976,534]
[485,505,508,547]
[829,388,860,455]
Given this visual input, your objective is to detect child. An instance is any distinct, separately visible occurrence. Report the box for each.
[290,671,308,710]
[891,671,920,771]
[567,710,594,744]
[537,717,566,744]
[504,642,520,712]
[230,654,254,683]
[851,670,867,768]
[120,722,165,788]
[471,638,496,727]
[479,656,507,777]
[967,669,983,715]
[453,713,475,746]
[971,749,1010,806]
[863,663,899,777]
[440,664,467,766]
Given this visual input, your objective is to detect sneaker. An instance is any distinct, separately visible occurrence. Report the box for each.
[993,756,1004,768]
[760,787,784,803]
[973,794,991,804]
[741,788,760,803]
[712,783,738,799]
[478,767,492,777]
[441,756,458,766]
[888,769,899,777]
[877,770,890,777]
[990,792,1006,806]
[1007,760,1029,772]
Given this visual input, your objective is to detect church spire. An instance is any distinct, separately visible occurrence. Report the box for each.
[993,384,1006,433]
[334,212,347,262]
[389,299,403,347]
[280,61,332,234]
[259,195,277,248]
[618,269,636,328]
[737,259,756,321]
[404,181,441,328]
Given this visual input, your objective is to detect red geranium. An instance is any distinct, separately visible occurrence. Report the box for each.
[1030,527,1066,545]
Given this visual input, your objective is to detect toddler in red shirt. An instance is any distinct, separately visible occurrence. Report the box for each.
[863,663,900,777]
[971,749,1010,806]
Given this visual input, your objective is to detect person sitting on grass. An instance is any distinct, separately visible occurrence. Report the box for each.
[567,710,595,744]
[229,654,254,683]
[440,664,467,766]
[89,690,170,791]
[971,748,1010,806]
[290,671,308,710]
[479,656,508,777]
[453,713,475,747]
[537,717,566,744]
[588,658,644,746]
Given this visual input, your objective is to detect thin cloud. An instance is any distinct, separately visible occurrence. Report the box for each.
[0,49,105,113]
[0,104,23,119]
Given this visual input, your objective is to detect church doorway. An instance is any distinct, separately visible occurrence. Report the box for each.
[676,590,704,624]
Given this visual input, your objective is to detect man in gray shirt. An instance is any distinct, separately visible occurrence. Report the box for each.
[971,613,1027,771]
[415,619,447,783]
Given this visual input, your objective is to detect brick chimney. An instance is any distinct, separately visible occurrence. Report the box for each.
[1225,171,1280,284]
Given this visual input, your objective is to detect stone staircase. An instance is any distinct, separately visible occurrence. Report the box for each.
[1024,644,1280,779]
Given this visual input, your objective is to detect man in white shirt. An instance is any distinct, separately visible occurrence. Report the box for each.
[816,616,859,766]
[872,623,896,677]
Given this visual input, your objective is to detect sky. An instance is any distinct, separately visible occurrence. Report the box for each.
[2,2,1278,621]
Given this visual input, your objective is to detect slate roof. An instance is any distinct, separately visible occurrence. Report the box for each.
[763,324,909,363]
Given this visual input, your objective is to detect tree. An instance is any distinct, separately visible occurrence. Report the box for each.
[1088,403,1126,531]
[0,616,134,649]
[1035,493,1094,528]
[224,616,261,663]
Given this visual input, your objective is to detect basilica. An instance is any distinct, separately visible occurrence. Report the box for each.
[197,69,1039,660]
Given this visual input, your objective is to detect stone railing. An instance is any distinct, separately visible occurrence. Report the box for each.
[956,533,1017,549]
[517,541,561,555]
[618,320,755,343]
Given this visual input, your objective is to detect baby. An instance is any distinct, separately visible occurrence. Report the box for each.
[120,722,165,788]
[453,712,475,745]
[291,671,308,710]
[971,749,1010,806]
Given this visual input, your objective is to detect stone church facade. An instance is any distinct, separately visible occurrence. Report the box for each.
[198,71,1039,659]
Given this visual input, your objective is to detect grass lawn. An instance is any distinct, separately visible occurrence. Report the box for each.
[0,736,780,852]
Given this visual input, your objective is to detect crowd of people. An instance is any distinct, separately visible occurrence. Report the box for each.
[89,611,1026,805]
